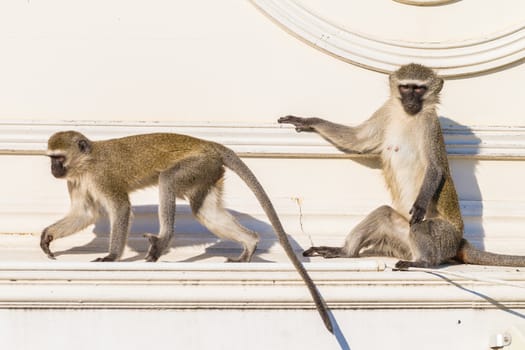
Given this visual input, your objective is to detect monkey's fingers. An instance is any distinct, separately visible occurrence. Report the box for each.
[143,234,161,262]
[42,248,56,260]
[302,246,320,257]
[393,260,411,271]
[277,115,302,124]
[409,206,426,225]
[40,232,56,260]
[394,259,431,270]
[92,254,117,262]
[303,246,343,258]
[278,116,313,132]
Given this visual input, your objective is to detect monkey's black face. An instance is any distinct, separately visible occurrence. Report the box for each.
[50,155,67,178]
[398,84,427,115]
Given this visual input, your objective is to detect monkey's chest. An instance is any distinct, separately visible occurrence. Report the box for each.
[381,122,426,215]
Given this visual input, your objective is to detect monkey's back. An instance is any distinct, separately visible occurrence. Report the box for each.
[90,133,222,192]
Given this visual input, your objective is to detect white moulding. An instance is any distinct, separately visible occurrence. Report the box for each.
[0,261,524,310]
[251,0,525,77]
[1,120,525,159]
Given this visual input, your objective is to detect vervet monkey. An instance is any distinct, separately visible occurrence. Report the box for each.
[279,63,525,269]
[42,131,333,333]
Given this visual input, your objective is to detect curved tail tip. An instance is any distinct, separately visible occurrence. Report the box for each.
[320,310,334,334]
[326,321,334,334]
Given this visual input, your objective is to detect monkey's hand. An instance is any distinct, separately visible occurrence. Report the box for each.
[409,204,426,225]
[144,233,161,262]
[40,230,56,260]
[92,254,118,262]
[278,115,316,132]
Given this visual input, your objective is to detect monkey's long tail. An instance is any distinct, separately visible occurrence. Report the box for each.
[457,239,525,267]
[218,145,334,334]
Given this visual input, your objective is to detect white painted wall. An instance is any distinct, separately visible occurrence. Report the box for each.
[0,2,524,348]
[0,0,522,124]
[0,0,381,122]
[0,1,523,252]
[0,1,523,239]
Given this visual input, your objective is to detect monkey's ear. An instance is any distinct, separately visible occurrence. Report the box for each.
[77,139,92,154]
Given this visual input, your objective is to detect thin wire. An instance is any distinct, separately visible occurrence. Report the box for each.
[386,264,525,289]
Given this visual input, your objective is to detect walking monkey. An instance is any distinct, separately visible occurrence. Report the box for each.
[42,131,333,333]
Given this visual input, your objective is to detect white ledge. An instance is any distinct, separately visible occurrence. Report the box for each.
[1,120,525,159]
[0,261,524,310]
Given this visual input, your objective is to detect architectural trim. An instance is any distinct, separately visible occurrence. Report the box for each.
[392,0,458,5]
[251,0,525,77]
[0,261,523,310]
[1,120,525,159]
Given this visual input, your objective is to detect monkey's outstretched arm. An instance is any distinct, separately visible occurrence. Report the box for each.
[278,113,385,154]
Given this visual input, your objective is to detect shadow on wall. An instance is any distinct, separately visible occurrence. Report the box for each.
[52,204,304,263]
[439,116,485,250]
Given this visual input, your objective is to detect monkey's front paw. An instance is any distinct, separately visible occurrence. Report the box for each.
[409,205,426,225]
[278,116,314,132]
[40,230,56,260]
[92,254,117,262]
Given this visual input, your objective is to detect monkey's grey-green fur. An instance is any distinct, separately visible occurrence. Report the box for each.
[42,131,333,333]
[282,63,525,269]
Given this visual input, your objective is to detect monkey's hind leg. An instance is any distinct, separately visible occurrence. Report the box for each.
[303,246,344,258]
[344,206,411,259]
[394,219,461,270]
[305,206,412,260]
[145,172,177,262]
[192,185,259,262]
[394,220,436,270]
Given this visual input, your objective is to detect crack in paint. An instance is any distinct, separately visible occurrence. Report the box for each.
[292,197,314,246]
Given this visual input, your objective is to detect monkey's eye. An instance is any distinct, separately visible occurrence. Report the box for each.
[50,155,66,162]
[414,86,427,95]
[399,85,411,93]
